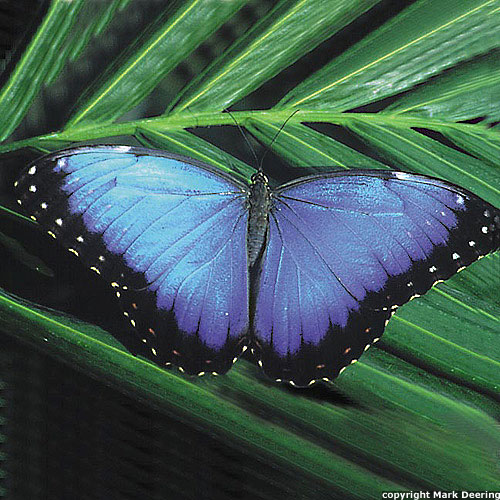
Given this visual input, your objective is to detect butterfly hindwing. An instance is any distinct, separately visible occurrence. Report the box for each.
[16,146,250,375]
[253,170,499,386]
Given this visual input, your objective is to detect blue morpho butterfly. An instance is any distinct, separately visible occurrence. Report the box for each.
[14,145,500,386]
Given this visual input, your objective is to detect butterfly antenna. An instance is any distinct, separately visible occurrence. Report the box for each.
[224,110,260,172]
[184,106,200,128]
[258,109,301,172]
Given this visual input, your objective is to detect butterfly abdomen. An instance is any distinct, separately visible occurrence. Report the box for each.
[247,173,271,268]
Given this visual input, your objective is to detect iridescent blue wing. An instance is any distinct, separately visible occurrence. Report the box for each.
[253,170,499,386]
[15,146,250,375]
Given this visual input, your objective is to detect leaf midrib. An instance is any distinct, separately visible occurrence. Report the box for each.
[1,111,498,155]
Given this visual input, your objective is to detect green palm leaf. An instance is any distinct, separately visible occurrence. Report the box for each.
[170,0,380,112]
[67,0,249,127]
[0,0,499,496]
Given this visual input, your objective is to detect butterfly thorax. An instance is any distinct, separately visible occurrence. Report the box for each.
[247,172,271,268]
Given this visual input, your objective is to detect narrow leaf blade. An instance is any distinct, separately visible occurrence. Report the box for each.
[0,0,85,141]
[246,118,387,169]
[348,119,500,205]
[279,0,500,110]
[172,0,380,112]
[443,127,500,167]
[386,53,500,123]
[66,0,249,128]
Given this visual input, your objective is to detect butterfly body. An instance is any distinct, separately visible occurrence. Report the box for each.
[15,146,500,386]
[247,172,271,268]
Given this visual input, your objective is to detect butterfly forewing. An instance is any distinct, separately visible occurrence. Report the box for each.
[16,146,250,375]
[252,170,500,386]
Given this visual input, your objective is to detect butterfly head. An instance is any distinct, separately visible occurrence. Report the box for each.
[248,171,271,209]
[250,171,269,185]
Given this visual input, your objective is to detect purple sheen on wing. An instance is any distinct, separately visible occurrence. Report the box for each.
[299,279,332,345]
[254,214,358,355]
[280,174,462,273]
[277,200,388,298]
[268,240,302,354]
[285,201,389,293]
[389,178,468,212]
[403,201,449,246]
[255,172,468,357]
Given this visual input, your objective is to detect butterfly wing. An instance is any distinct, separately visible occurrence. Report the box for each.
[253,170,499,386]
[16,146,250,375]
